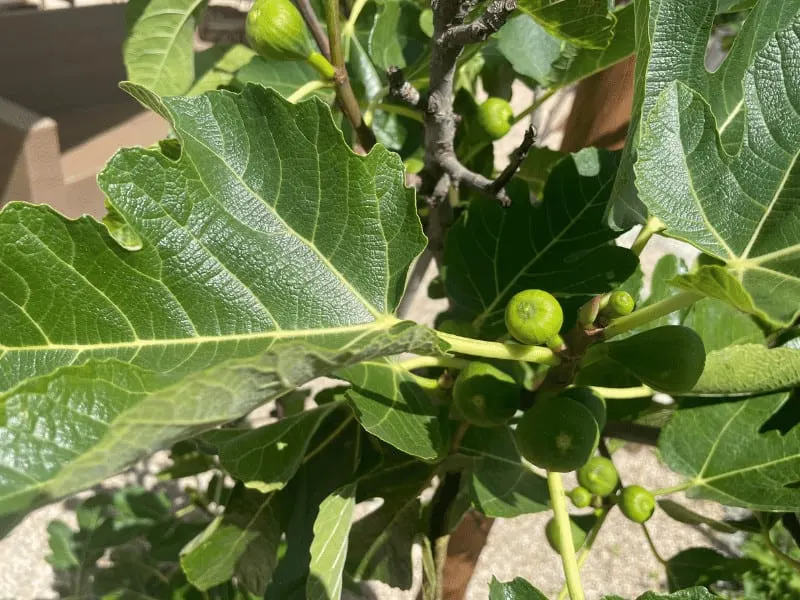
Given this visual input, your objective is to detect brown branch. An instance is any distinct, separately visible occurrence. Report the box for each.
[421,0,518,207]
[294,0,330,60]
[387,66,424,109]
[438,0,517,47]
[323,0,376,151]
[490,125,536,194]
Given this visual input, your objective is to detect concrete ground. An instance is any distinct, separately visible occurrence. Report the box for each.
[0,87,726,600]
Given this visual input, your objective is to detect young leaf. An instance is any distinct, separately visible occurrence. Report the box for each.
[337,359,449,460]
[369,0,427,70]
[460,426,549,518]
[45,521,80,570]
[666,547,756,592]
[200,403,341,492]
[0,84,437,519]
[690,345,800,396]
[124,0,208,95]
[488,575,549,599]
[635,17,800,326]
[604,590,723,600]
[517,0,616,49]
[180,485,280,594]
[609,0,800,229]
[307,483,357,600]
[660,392,800,510]
[443,149,637,337]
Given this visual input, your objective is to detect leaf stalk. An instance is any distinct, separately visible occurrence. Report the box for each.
[437,332,560,365]
[547,471,585,600]
[602,291,703,339]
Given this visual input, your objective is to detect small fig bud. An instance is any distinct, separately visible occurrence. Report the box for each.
[605,290,635,318]
[570,486,593,508]
[505,289,564,346]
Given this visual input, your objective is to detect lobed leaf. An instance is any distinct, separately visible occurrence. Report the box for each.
[517,0,617,49]
[0,83,434,519]
[660,392,800,510]
[691,345,800,397]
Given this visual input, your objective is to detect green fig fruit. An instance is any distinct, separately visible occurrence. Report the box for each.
[619,485,656,523]
[515,396,599,472]
[477,97,514,140]
[560,387,606,432]
[453,361,521,427]
[505,289,564,346]
[576,456,619,497]
[545,516,587,555]
[570,486,593,509]
[246,0,335,79]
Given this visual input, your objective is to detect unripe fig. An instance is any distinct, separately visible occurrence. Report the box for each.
[505,289,564,346]
[515,396,599,472]
[560,387,606,432]
[453,362,521,427]
[477,97,514,140]
[246,0,335,79]
[606,290,635,318]
[570,486,592,509]
[576,456,618,497]
[619,485,655,523]
[545,517,586,555]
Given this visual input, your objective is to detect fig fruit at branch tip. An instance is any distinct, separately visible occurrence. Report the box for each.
[452,361,521,427]
[505,289,563,345]
[619,485,655,523]
[246,0,335,79]
[478,97,514,140]
[577,456,618,497]
[607,290,635,318]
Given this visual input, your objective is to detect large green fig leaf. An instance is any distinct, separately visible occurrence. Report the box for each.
[636,15,800,326]
[337,359,449,460]
[497,4,634,90]
[0,83,438,519]
[609,0,800,229]
[517,0,616,49]
[443,149,637,337]
[660,392,800,510]
[459,426,549,518]
[180,485,280,594]
[124,0,207,95]
[691,345,800,396]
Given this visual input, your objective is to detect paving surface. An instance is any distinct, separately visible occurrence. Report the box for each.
[0,86,725,600]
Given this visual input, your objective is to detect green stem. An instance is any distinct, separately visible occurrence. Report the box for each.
[396,355,470,371]
[307,51,337,80]
[762,525,800,575]
[513,88,557,124]
[341,0,369,58]
[589,385,653,399]
[641,523,667,565]
[410,373,440,390]
[547,471,585,600]
[630,216,666,257]
[376,103,424,122]
[287,79,333,103]
[557,508,612,600]
[437,332,560,365]
[602,291,703,339]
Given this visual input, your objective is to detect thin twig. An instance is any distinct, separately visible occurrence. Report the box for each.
[294,0,330,59]
[489,125,537,195]
[387,66,425,109]
[421,0,518,206]
[323,0,376,150]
